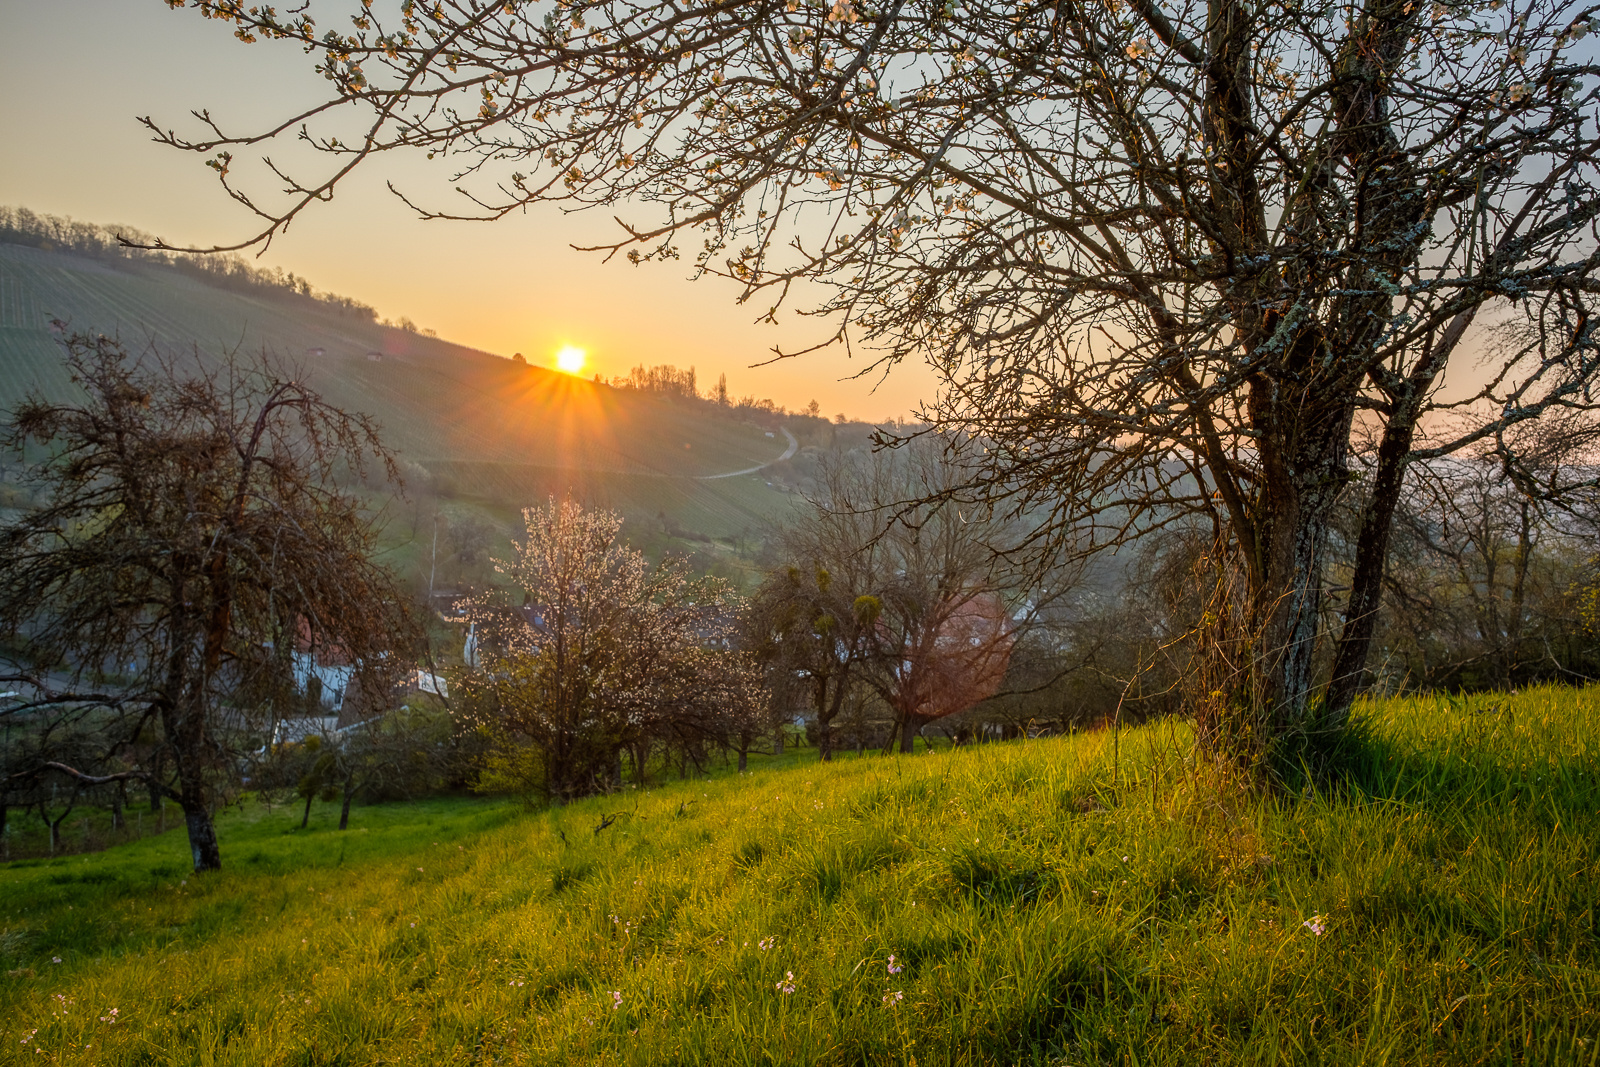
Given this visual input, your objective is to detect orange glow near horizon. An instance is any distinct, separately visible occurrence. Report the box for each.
[555,346,587,374]
[0,4,941,421]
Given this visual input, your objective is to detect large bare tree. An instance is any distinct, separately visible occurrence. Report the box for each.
[0,334,419,871]
[160,0,1600,753]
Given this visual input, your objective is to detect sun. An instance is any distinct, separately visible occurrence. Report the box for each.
[555,345,587,374]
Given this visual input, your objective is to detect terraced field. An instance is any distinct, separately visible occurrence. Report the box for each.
[0,242,798,540]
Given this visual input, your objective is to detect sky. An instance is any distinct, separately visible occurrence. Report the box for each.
[0,0,938,421]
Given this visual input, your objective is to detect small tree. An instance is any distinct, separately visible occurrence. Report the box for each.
[0,334,420,871]
[877,589,1014,752]
[325,707,453,829]
[746,563,882,762]
[753,439,1040,756]
[457,497,759,800]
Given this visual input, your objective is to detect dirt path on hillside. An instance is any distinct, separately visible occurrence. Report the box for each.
[696,426,798,480]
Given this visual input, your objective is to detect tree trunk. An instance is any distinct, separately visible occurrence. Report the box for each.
[737,747,748,773]
[163,670,223,871]
[817,673,849,763]
[184,801,222,870]
[1247,378,1355,741]
[1258,481,1341,729]
[40,803,58,854]
[1326,417,1420,722]
[899,718,917,754]
[338,771,355,830]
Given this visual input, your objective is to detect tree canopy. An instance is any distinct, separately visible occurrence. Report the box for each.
[0,335,419,870]
[163,0,1600,759]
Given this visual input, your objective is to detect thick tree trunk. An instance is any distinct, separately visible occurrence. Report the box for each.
[168,719,222,871]
[159,634,224,871]
[899,718,918,754]
[164,695,224,869]
[184,801,222,870]
[1252,397,1353,736]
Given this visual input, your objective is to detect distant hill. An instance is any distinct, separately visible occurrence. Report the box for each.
[0,238,800,543]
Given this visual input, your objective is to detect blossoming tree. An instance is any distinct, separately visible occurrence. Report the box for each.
[457,497,761,799]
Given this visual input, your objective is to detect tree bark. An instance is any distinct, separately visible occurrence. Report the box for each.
[165,694,223,870]
[898,718,918,754]
[184,802,222,870]
[1250,386,1355,735]
[338,771,355,830]
[1325,359,1451,723]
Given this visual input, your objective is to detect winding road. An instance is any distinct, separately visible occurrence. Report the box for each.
[696,426,798,480]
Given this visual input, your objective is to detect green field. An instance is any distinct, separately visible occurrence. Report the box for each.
[0,243,798,541]
[1,686,1595,1065]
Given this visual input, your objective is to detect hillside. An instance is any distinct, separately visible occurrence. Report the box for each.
[0,241,799,544]
[0,686,1595,1064]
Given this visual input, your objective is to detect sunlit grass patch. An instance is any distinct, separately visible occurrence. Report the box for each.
[2,686,1598,1064]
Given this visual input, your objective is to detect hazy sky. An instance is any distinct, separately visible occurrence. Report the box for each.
[0,0,938,419]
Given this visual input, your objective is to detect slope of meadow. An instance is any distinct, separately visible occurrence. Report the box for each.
[0,242,796,541]
[1,687,1596,1065]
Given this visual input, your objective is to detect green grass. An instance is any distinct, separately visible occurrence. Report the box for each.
[2,687,1598,1064]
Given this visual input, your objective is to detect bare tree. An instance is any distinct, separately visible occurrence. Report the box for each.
[158,0,1600,759]
[751,439,1033,754]
[0,333,420,871]
[876,588,1014,752]
[850,443,1022,750]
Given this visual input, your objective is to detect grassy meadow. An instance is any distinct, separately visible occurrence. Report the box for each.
[1,686,1597,1065]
